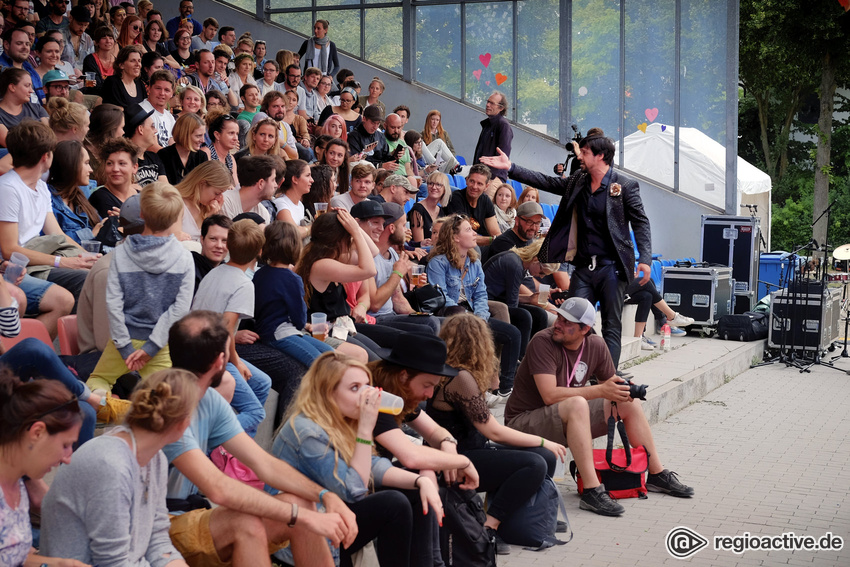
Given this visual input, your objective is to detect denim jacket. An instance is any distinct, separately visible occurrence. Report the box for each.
[50,191,95,245]
[267,414,392,503]
[426,254,490,320]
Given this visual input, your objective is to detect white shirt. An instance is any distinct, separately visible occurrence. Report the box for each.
[329,191,356,211]
[141,101,176,148]
[220,188,271,223]
[272,193,305,225]
[0,169,52,245]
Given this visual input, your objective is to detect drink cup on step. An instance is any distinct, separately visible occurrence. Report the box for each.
[311,312,328,342]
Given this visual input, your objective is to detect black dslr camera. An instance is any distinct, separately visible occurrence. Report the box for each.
[621,377,648,401]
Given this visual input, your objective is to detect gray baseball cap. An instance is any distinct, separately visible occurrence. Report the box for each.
[384,174,415,194]
[555,297,596,327]
[517,201,545,218]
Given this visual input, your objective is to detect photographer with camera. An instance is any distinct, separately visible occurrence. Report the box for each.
[553,124,594,178]
[504,297,694,517]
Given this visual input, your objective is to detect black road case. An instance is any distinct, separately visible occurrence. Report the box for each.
[768,287,841,352]
[662,266,733,327]
[700,215,760,313]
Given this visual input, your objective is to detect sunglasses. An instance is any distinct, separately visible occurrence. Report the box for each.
[28,396,80,427]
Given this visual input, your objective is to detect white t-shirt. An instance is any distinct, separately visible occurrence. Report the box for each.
[329,191,356,211]
[142,101,176,148]
[192,263,254,319]
[272,193,305,225]
[220,189,271,223]
[0,169,51,245]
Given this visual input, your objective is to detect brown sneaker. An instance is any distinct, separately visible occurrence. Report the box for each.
[96,396,132,424]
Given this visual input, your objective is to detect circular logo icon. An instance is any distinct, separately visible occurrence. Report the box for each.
[666,526,708,559]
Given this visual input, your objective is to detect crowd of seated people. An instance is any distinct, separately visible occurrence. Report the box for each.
[0,2,695,566]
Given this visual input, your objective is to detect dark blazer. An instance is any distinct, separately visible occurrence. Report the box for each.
[509,164,651,282]
[473,114,513,181]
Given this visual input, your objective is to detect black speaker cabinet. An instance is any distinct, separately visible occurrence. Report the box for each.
[662,266,733,326]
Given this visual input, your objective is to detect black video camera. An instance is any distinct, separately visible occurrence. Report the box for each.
[554,124,583,176]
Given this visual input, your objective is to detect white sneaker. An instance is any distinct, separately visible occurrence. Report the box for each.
[668,312,695,327]
[485,391,501,408]
[641,336,657,351]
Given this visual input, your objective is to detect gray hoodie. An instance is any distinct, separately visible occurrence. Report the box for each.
[107,234,194,358]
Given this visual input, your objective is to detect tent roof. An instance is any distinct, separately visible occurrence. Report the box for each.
[617,124,771,210]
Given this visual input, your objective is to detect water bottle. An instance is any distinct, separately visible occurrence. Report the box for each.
[661,324,672,351]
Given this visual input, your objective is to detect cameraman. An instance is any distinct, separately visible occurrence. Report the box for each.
[553,126,604,178]
[504,297,694,516]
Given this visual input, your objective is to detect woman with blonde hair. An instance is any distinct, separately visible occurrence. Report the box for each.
[176,160,232,242]
[493,183,518,233]
[271,351,439,567]
[234,117,283,161]
[157,113,209,185]
[408,171,450,247]
[433,313,567,554]
[41,369,199,566]
[275,49,295,83]
[358,77,386,117]
[47,98,90,143]
[177,84,206,118]
[427,214,522,396]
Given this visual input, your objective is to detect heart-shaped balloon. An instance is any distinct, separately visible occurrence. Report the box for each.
[479,53,491,67]
[661,125,667,132]
[645,108,658,122]
[638,122,648,133]
[472,69,482,80]
[485,80,490,86]
[495,73,507,85]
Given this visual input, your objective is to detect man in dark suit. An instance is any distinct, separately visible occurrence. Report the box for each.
[480,132,651,369]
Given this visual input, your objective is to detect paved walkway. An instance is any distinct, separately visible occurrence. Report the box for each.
[498,357,850,566]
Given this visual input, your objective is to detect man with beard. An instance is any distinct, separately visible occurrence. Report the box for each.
[259,91,299,160]
[165,0,202,38]
[221,154,280,223]
[480,130,651,372]
[283,64,302,94]
[383,112,418,189]
[35,0,69,37]
[163,310,357,567]
[185,49,230,100]
[369,173,416,207]
[352,201,440,334]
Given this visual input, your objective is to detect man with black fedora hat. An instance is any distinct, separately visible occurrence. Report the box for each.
[505,297,694,517]
[124,103,167,187]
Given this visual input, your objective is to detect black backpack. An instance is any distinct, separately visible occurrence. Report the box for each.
[496,476,571,551]
[717,311,768,341]
[439,485,497,567]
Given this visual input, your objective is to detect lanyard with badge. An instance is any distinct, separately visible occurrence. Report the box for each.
[563,339,586,387]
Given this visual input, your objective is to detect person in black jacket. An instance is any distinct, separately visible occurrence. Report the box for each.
[473,91,513,182]
[481,131,652,370]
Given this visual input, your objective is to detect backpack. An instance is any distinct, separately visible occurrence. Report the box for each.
[439,485,497,567]
[717,311,768,341]
[496,476,571,551]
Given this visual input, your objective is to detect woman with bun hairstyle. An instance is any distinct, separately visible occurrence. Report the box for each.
[47,98,91,143]
[41,369,198,567]
[0,371,87,567]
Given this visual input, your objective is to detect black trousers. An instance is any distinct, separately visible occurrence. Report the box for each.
[570,264,627,368]
[341,490,413,567]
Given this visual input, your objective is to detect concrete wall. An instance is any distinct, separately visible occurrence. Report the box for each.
[196,0,717,261]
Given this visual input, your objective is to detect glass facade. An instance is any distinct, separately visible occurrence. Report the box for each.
[250,0,735,197]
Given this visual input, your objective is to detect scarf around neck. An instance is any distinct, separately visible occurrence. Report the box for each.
[306,35,330,73]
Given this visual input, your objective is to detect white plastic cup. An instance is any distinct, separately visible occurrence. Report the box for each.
[311,312,328,341]
[369,387,404,415]
[538,284,551,306]
[410,264,425,288]
[3,252,29,283]
[81,240,101,258]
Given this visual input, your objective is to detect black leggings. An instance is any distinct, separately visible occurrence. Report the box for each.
[625,278,664,324]
[464,444,554,522]
[341,490,413,567]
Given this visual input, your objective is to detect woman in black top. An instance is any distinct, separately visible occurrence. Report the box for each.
[169,28,195,67]
[101,45,146,108]
[157,113,209,185]
[82,26,116,96]
[296,210,380,362]
[142,19,179,69]
[408,171,451,247]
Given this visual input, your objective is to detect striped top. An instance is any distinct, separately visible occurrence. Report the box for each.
[0,298,20,338]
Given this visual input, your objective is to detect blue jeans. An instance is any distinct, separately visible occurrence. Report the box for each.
[226,360,271,438]
[268,334,333,367]
[19,275,55,316]
[0,338,96,446]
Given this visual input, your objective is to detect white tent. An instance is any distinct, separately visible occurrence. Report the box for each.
[617,124,772,247]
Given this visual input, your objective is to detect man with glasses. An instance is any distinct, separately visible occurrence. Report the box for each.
[166,0,202,38]
[217,25,236,49]
[490,200,546,258]
[473,90,514,182]
[7,0,35,28]
[191,17,218,51]
[42,69,72,103]
[61,6,93,69]
[283,63,302,93]
[35,0,69,37]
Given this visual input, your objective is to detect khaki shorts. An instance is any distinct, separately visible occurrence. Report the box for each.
[506,398,608,443]
[169,509,289,567]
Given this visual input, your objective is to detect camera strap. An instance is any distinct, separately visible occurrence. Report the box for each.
[606,404,632,472]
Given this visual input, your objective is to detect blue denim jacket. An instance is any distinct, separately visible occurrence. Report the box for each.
[266,414,392,503]
[426,254,490,320]
[50,191,94,245]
